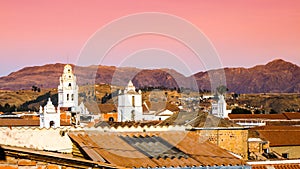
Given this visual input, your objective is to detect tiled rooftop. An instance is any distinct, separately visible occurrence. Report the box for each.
[229,112,300,120]
[251,126,300,147]
[98,104,117,113]
[229,114,287,120]
[252,164,300,169]
[94,121,161,128]
[68,131,246,168]
[161,111,240,127]
[0,118,70,127]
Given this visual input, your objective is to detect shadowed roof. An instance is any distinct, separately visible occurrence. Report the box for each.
[68,131,246,168]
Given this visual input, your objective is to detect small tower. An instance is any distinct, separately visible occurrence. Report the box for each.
[40,98,60,128]
[211,94,228,118]
[58,64,78,109]
[117,80,143,122]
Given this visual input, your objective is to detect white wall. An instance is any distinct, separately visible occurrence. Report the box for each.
[0,127,73,153]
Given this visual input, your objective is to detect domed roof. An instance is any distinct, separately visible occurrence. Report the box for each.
[63,64,73,74]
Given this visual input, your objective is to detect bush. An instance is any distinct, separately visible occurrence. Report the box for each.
[231,107,252,114]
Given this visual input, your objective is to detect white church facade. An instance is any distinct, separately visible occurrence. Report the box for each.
[39,98,60,128]
[117,81,143,122]
[211,94,229,118]
[117,81,174,122]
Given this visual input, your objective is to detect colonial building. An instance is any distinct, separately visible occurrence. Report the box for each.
[39,98,60,128]
[40,64,80,128]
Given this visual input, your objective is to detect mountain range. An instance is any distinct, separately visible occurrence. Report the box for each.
[0,59,299,94]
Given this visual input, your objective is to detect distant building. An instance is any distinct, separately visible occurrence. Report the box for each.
[211,94,228,118]
[228,112,300,127]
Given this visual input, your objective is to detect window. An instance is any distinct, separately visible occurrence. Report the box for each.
[109,117,114,122]
[68,83,71,87]
[67,94,69,101]
[131,110,135,121]
[282,153,289,158]
[132,96,135,107]
[68,69,70,73]
[71,94,74,101]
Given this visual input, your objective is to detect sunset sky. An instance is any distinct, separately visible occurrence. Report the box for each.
[0,0,300,76]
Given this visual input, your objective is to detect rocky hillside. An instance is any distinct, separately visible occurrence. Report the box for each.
[193,59,300,93]
[0,59,299,93]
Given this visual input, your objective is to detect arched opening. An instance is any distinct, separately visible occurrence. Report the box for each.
[69,83,71,87]
[67,94,69,101]
[108,117,114,122]
[49,121,55,127]
[131,110,135,121]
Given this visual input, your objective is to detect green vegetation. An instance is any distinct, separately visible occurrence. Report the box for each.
[231,107,252,114]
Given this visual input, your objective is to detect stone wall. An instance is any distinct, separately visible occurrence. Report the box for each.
[195,128,248,159]
[271,146,300,159]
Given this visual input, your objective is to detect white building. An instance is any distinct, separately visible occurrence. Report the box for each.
[117,81,176,122]
[211,95,228,118]
[117,81,143,122]
[39,98,60,128]
[58,64,78,110]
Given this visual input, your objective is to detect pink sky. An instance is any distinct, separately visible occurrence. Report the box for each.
[0,0,300,76]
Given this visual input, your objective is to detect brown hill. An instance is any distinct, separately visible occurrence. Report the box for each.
[193,59,300,93]
[0,59,299,93]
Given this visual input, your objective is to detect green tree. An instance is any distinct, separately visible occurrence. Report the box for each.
[269,109,277,114]
[216,85,228,95]
[231,107,252,114]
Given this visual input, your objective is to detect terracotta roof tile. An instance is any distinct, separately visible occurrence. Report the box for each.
[0,118,70,127]
[283,112,300,120]
[252,164,300,169]
[229,114,287,120]
[98,104,117,113]
[252,126,300,146]
[68,131,246,168]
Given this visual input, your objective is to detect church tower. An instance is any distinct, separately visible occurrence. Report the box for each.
[117,80,143,122]
[211,94,228,118]
[58,64,78,109]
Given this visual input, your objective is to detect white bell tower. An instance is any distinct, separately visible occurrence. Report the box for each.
[117,80,143,122]
[58,64,78,109]
[211,94,228,118]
